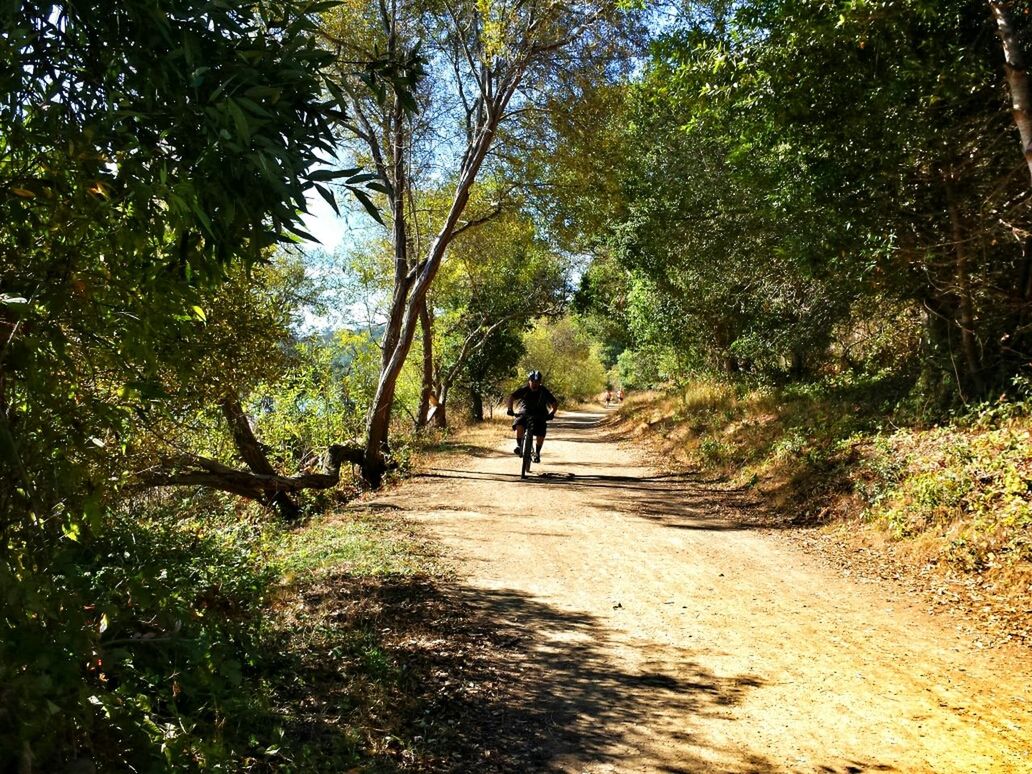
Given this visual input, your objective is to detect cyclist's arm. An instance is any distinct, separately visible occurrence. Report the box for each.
[545,389,558,415]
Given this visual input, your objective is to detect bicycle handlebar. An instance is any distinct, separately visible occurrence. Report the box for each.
[510,410,555,420]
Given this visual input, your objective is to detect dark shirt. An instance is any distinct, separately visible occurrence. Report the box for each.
[510,385,557,419]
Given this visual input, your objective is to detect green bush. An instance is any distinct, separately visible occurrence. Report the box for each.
[698,436,733,465]
[1,499,278,769]
[518,317,607,400]
[857,420,1032,569]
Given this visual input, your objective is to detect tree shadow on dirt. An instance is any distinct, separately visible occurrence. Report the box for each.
[548,412,608,431]
[415,467,784,532]
[271,573,773,772]
[577,475,777,531]
[433,440,515,460]
[265,573,896,773]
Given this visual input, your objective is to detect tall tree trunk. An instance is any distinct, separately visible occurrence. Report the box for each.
[470,391,484,422]
[1016,235,1032,346]
[362,97,514,485]
[990,0,1032,185]
[416,299,434,429]
[788,349,804,380]
[363,100,410,482]
[945,177,984,397]
[432,381,449,428]
[381,101,410,374]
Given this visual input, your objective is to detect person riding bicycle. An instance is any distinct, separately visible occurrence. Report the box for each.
[506,370,558,464]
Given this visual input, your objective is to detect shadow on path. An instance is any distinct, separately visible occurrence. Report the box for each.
[272,572,896,773]
[413,468,779,532]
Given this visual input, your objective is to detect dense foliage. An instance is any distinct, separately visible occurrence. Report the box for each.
[0,1,355,765]
[564,0,1032,407]
[7,0,1032,765]
[518,317,608,402]
[428,201,571,424]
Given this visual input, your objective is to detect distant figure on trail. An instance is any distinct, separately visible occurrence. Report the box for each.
[507,370,558,464]
[617,388,624,402]
[605,388,613,406]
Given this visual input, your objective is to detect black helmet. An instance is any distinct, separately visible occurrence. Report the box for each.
[527,370,543,382]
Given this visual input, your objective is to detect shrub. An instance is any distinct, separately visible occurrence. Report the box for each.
[857,422,1032,570]
[1,499,278,769]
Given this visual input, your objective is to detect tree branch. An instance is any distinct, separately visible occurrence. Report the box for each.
[449,200,505,239]
[135,442,365,519]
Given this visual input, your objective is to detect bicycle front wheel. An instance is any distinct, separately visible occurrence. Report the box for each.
[521,418,534,478]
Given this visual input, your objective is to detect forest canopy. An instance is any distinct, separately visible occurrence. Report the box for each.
[561,0,1032,409]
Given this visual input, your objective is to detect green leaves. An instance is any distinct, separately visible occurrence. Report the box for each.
[587,0,1032,389]
[0,2,352,763]
[350,186,385,225]
[304,167,391,224]
[307,167,363,181]
[352,42,427,112]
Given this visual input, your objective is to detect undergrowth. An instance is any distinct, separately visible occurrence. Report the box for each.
[1,496,280,770]
[1,486,439,771]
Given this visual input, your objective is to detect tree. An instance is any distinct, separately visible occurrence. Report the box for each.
[732,0,1032,395]
[989,0,1032,184]
[570,0,1032,398]
[518,317,607,401]
[122,256,333,521]
[0,0,363,526]
[425,203,568,427]
[0,1,368,762]
[323,0,629,484]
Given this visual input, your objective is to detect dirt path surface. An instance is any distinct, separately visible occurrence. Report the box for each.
[372,409,1032,773]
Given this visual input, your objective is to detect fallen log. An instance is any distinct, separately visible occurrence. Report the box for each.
[135,395,367,519]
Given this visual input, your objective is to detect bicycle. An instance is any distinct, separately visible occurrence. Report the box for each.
[517,411,536,479]
[511,409,556,479]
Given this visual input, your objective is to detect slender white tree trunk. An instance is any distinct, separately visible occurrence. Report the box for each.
[362,112,509,483]
[990,0,1032,184]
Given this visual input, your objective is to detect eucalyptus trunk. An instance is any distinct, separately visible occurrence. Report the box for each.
[416,299,434,429]
[382,105,410,371]
[432,381,449,428]
[362,96,410,480]
[990,0,1032,184]
[361,81,519,484]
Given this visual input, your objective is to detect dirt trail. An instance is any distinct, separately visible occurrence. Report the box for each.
[373,409,1032,773]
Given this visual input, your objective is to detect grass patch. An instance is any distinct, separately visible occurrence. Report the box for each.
[275,511,436,580]
[857,424,1032,572]
[237,506,458,771]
